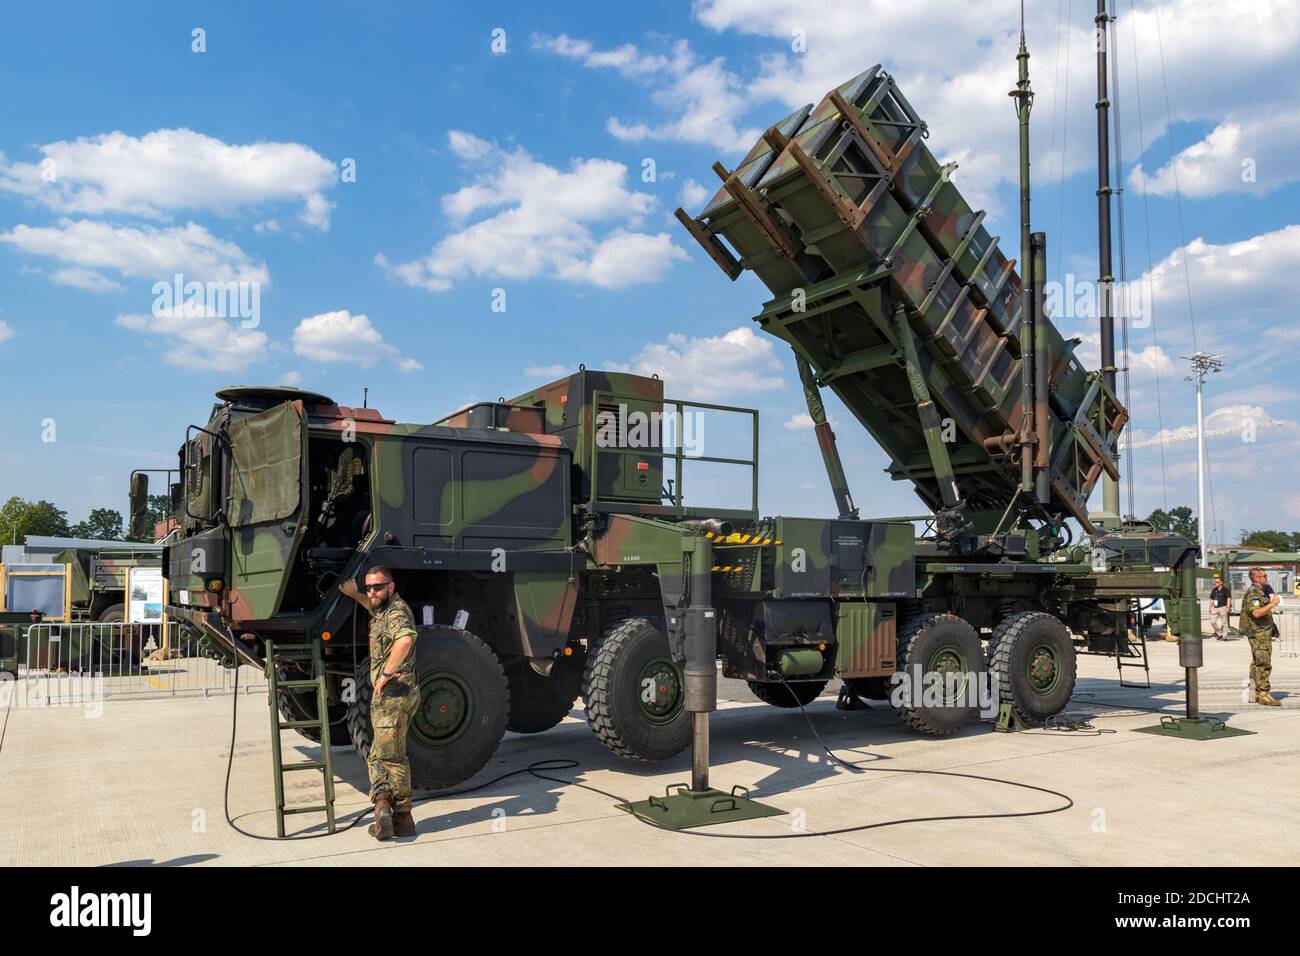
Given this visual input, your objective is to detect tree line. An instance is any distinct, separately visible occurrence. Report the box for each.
[1,495,169,546]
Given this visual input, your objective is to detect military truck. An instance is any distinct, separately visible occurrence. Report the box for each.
[1,539,161,623]
[141,66,1200,793]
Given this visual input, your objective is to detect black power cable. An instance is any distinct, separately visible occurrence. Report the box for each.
[225,663,1081,843]
[223,658,588,840]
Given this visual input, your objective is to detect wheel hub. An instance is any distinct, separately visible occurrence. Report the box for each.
[412,673,472,745]
[638,659,682,723]
[1027,643,1060,693]
[927,644,969,704]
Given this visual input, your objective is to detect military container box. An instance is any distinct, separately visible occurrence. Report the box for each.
[772,517,915,598]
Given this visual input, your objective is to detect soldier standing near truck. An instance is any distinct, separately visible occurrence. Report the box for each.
[1240,569,1280,706]
[347,565,420,839]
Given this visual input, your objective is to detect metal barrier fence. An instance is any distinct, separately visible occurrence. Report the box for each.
[4,621,268,704]
[1212,598,1300,656]
[1278,602,1300,658]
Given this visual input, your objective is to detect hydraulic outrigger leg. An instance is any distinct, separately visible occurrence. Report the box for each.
[618,536,785,829]
[1135,557,1253,740]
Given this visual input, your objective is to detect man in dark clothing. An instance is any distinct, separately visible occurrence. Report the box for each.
[1209,575,1231,640]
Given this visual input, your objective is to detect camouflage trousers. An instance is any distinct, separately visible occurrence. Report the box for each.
[1247,632,1272,694]
[368,681,419,802]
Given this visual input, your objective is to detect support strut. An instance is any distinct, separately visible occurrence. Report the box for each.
[619,535,784,829]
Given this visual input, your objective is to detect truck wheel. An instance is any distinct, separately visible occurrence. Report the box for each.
[347,626,509,791]
[986,611,1076,724]
[582,616,690,761]
[747,679,828,707]
[275,667,349,745]
[893,613,985,735]
[504,650,585,734]
[97,604,125,623]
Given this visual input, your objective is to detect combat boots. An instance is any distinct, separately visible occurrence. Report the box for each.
[392,799,416,836]
[1256,691,1281,706]
[368,791,394,840]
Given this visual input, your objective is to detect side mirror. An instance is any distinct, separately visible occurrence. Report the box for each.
[129,473,150,540]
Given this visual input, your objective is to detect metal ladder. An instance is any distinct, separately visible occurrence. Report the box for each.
[1115,612,1151,689]
[266,641,337,837]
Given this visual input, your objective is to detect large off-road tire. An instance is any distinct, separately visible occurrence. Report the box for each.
[347,626,509,791]
[276,666,349,745]
[893,613,985,735]
[747,678,828,707]
[582,616,690,761]
[986,611,1077,724]
[504,650,585,734]
[97,603,125,623]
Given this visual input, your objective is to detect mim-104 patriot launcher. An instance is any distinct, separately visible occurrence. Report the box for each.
[137,63,1202,816]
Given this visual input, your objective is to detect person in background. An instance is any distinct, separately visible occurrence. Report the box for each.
[1239,568,1281,706]
[1209,574,1231,641]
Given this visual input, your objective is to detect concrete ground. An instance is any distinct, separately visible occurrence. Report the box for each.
[2,634,1297,866]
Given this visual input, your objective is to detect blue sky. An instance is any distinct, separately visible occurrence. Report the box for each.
[1,0,1296,544]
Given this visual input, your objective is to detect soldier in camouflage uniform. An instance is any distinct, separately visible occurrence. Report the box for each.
[1240,568,1281,706]
[361,565,420,838]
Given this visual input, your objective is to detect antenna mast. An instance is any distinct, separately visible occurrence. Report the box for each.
[1010,3,1041,505]
[1096,0,1121,521]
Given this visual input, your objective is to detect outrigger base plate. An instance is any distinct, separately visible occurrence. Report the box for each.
[1133,716,1255,741]
[618,784,784,831]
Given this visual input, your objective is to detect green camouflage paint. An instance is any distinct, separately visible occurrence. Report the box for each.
[675,66,1126,531]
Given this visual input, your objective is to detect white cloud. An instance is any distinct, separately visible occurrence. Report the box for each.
[537,1,1300,215]
[678,178,711,211]
[447,130,492,161]
[291,310,421,372]
[280,370,302,385]
[377,132,685,292]
[1065,330,1174,378]
[608,326,786,401]
[50,266,124,292]
[524,364,568,378]
[0,128,337,228]
[581,230,685,288]
[784,412,838,430]
[532,33,759,150]
[0,219,268,286]
[1140,225,1300,322]
[1129,110,1300,198]
[116,303,269,373]
[0,320,13,344]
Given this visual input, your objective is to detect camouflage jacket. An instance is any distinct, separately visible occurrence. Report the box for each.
[369,594,418,686]
[1238,585,1274,637]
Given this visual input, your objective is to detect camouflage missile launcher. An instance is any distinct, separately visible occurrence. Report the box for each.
[675,65,1202,725]
[676,66,1126,538]
[146,71,1203,794]
[150,350,1195,792]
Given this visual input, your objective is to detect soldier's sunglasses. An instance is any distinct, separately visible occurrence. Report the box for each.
[363,582,390,592]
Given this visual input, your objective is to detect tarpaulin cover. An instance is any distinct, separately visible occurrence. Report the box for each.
[226,402,302,525]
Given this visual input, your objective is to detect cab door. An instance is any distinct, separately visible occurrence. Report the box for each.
[225,401,309,621]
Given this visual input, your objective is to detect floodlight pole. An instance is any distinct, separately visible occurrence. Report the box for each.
[1185,352,1224,566]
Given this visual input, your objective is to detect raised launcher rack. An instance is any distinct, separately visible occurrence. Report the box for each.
[676,66,1126,536]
